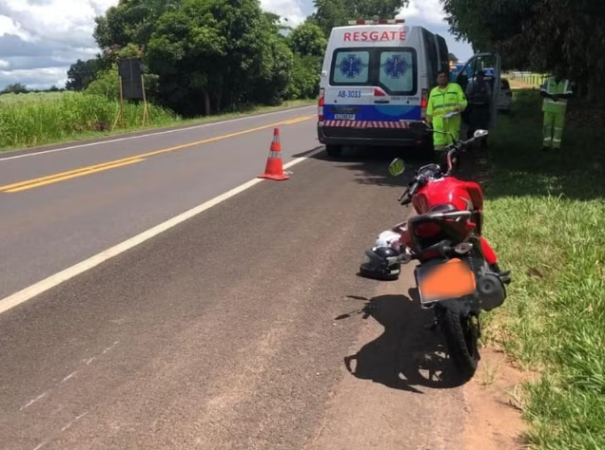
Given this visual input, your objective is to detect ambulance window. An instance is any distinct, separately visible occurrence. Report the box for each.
[330,50,370,85]
[436,35,449,72]
[423,31,438,81]
[378,50,416,94]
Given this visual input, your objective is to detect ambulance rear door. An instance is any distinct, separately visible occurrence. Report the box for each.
[322,21,423,128]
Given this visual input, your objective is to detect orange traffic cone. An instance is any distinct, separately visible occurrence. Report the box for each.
[259,128,289,181]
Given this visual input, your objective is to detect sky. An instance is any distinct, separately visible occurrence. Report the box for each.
[0,0,473,90]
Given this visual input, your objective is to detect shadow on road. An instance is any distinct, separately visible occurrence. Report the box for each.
[339,293,469,394]
[297,146,429,189]
[291,146,324,158]
[296,144,486,192]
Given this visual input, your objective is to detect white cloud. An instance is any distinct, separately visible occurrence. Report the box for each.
[260,0,306,26]
[397,0,448,25]
[0,59,9,68]
[0,13,34,40]
[1,66,67,88]
[0,0,114,45]
[0,0,115,88]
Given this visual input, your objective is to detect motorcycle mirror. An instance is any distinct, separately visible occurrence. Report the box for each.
[474,129,489,138]
[388,158,405,177]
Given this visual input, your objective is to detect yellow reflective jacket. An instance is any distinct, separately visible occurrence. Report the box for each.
[426,82,468,120]
[541,77,573,113]
[426,83,468,146]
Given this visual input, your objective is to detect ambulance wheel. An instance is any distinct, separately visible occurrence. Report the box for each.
[325,145,343,158]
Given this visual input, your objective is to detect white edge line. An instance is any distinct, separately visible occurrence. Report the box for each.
[0,147,324,315]
[0,105,316,162]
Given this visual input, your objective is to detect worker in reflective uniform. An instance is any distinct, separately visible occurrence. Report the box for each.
[426,70,468,150]
[540,66,573,150]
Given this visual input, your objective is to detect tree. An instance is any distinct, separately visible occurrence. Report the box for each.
[441,0,605,99]
[66,59,101,91]
[93,0,182,50]
[290,55,321,99]
[287,22,327,59]
[84,66,121,100]
[1,83,28,94]
[308,0,348,37]
[310,0,409,36]
[264,11,291,32]
[286,23,327,99]
[145,0,293,115]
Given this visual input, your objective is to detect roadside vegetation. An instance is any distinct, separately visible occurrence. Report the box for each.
[0,91,312,151]
[480,89,605,449]
[0,91,175,150]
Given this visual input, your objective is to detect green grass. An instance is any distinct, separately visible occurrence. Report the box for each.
[479,90,605,449]
[0,91,315,152]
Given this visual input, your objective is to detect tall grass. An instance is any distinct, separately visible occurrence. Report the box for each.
[481,90,605,449]
[0,91,65,104]
[0,91,179,150]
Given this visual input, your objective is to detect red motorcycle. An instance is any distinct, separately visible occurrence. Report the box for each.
[359,129,511,379]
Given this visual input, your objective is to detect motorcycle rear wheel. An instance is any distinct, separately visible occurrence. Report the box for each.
[438,303,480,380]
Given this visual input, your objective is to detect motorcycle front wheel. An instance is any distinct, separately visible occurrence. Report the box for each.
[438,302,480,380]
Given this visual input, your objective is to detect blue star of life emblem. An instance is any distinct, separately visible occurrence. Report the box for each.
[384,55,407,79]
[339,54,363,79]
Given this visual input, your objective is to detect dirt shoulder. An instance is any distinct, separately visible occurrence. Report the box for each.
[463,346,532,450]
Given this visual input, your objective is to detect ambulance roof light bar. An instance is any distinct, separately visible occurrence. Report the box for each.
[347,18,405,25]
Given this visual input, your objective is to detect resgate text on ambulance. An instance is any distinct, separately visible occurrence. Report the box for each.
[343,31,406,42]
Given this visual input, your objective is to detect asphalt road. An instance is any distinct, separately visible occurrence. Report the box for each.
[0,106,317,300]
[0,108,470,450]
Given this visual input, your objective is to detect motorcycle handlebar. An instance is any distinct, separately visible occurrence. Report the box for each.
[398,138,473,205]
[397,131,487,206]
[399,177,424,205]
[444,135,478,174]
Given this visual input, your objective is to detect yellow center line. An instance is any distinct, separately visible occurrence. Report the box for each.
[282,116,314,125]
[4,159,145,193]
[0,157,145,191]
[0,115,314,193]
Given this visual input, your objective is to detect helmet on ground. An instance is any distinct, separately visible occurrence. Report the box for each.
[359,247,401,281]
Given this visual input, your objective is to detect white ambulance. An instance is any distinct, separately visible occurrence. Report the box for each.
[316,18,501,158]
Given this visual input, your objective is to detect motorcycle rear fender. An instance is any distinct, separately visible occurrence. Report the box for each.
[434,297,473,316]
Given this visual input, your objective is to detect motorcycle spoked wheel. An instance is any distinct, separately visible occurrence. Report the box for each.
[437,302,481,380]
